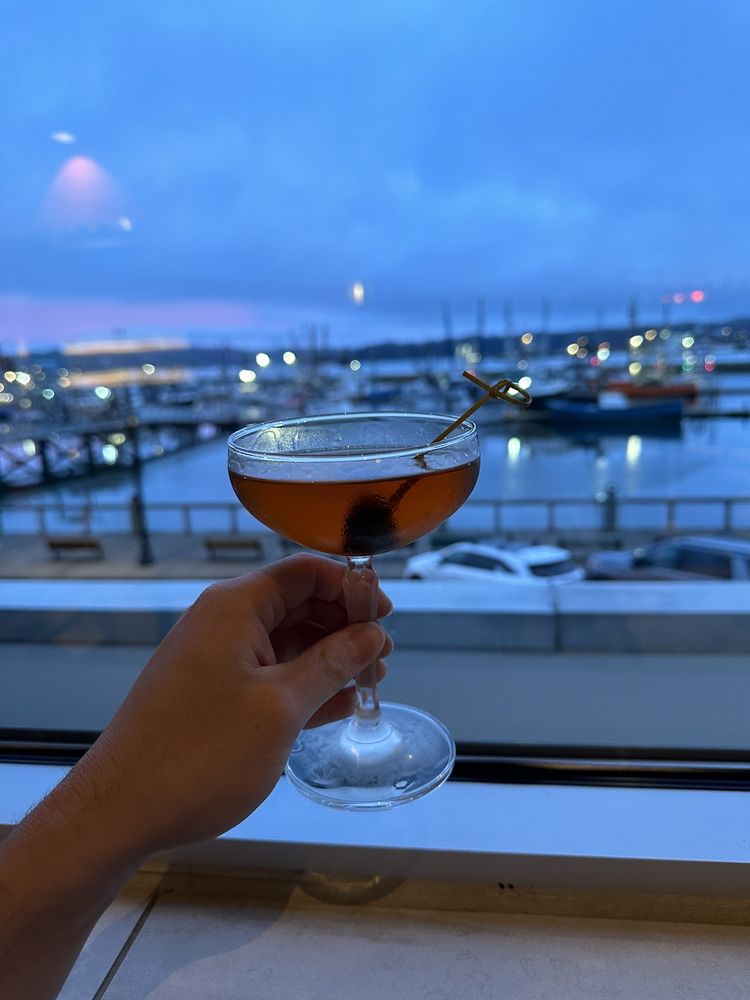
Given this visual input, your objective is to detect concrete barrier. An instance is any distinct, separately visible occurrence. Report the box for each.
[386,582,557,651]
[554,582,750,654]
[0,579,748,654]
[0,580,202,646]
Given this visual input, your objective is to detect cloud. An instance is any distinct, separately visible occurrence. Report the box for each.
[1,0,748,339]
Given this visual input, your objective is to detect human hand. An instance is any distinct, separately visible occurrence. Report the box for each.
[65,554,392,862]
[1,554,393,999]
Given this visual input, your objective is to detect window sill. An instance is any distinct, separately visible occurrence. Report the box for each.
[2,763,749,896]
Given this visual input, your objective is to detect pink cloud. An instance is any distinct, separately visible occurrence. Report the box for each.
[0,296,265,346]
[0,295,408,351]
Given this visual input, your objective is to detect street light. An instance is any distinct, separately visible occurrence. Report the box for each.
[126,412,155,566]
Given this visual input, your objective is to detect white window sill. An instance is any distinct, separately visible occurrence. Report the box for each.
[2,763,749,895]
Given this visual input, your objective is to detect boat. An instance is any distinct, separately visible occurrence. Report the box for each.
[472,371,573,425]
[522,376,575,410]
[603,376,699,401]
[545,392,683,426]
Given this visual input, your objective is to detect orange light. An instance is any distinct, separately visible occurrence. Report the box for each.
[673,292,685,304]
[690,289,705,303]
[64,337,188,355]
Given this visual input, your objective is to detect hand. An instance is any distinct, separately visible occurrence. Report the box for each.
[64,554,393,861]
[0,554,393,999]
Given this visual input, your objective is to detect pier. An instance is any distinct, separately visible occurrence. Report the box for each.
[0,404,251,491]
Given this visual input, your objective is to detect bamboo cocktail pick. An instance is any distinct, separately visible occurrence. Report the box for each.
[430,371,532,444]
[341,372,532,553]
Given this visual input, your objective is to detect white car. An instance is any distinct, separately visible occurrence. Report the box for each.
[403,542,585,584]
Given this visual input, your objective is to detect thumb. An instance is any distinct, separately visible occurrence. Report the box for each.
[286,621,386,714]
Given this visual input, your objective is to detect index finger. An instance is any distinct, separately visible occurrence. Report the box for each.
[217,553,392,633]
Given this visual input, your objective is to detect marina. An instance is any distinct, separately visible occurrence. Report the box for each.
[2,331,750,562]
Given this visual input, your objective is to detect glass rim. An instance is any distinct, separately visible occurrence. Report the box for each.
[227,410,478,464]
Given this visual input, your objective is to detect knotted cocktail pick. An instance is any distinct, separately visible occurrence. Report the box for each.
[341,371,533,553]
[430,372,532,443]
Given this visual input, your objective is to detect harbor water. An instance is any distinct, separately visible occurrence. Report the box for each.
[6,407,750,539]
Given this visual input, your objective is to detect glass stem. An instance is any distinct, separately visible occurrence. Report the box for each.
[343,556,384,734]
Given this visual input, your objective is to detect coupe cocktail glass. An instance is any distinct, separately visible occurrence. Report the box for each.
[228,411,480,809]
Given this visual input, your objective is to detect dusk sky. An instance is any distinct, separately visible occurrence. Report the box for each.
[1,0,748,348]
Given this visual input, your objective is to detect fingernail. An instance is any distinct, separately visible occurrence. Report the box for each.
[349,621,385,659]
[380,593,394,616]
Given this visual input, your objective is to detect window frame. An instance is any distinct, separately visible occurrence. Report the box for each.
[2,760,750,896]
[3,729,750,793]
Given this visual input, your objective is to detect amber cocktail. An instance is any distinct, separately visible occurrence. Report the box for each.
[228,411,480,809]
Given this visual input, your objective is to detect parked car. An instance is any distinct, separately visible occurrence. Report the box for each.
[403,542,585,584]
[586,535,750,581]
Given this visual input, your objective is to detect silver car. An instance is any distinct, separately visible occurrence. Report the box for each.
[586,535,750,581]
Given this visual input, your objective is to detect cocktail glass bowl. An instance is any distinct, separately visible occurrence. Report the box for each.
[228,411,480,809]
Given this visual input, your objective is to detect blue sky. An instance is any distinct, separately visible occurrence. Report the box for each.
[1,0,748,345]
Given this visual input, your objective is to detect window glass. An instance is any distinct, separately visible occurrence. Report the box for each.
[490,558,512,574]
[465,553,502,571]
[640,544,680,568]
[442,552,473,566]
[675,548,733,580]
[442,552,498,570]
[529,559,576,578]
[2,1,750,785]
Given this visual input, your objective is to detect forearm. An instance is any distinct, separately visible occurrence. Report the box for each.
[0,762,147,999]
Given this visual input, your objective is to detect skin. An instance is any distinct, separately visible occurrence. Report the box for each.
[0,554,392,999]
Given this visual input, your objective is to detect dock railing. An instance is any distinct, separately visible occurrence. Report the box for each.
[2,490,750,551]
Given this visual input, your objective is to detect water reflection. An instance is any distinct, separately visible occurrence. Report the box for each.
[11,414,750,511]
[625,435,642,465]
[506,436,521,462]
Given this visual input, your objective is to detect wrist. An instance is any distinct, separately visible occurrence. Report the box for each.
[1,754,149,909]
[0,763,148,1000]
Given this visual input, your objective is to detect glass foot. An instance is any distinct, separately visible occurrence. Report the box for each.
[285,701,456,810]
